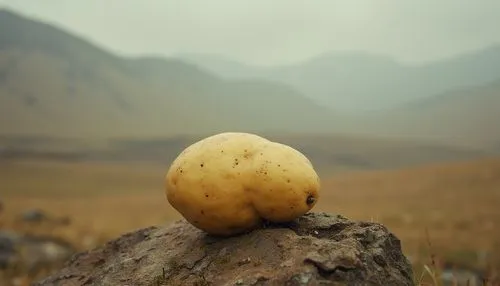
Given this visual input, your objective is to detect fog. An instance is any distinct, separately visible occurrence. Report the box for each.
[1,0,500,66]
[2,2,500,284]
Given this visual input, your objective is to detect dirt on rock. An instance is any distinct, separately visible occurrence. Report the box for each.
[33,212,415,286]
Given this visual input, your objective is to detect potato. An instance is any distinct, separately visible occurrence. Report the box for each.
[164,132,320,236]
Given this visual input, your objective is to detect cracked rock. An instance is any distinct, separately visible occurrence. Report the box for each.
[33,212,415,286]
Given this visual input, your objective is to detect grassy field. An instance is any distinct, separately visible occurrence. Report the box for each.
[1,157,500,285]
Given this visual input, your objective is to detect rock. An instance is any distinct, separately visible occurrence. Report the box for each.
[0,231,19,268]
[19,208,71,226]
[33,212,415,286]
[440,268,481,286]
[20,209,47,223]
[0,230,75,276]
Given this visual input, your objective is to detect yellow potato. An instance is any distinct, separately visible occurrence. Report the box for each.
[164,132,320,236]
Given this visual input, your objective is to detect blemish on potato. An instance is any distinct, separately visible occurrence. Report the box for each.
[204,193,209,198]
[306,195,316,206]
[201,210,205,215]
[243,149,255,159]
[233,158,240,168]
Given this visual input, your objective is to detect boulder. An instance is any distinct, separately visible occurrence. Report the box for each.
[0,230,75,276]
[0,231,18,269]
[18,209,71,226]
[20,209,48,223]
[34,212,415,286]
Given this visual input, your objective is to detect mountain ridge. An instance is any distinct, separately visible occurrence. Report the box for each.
[0,8,336,139]
[1,8,499,151]
[179,45,500,111]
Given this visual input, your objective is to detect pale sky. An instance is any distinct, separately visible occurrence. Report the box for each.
[1,0,500,66]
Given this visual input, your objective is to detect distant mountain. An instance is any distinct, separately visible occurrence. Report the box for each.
[356,78,500,149]
[0,9,336,139]
[179,47,500,150]
[179,46,500,111]
[180,52,500,149]
[1,8,499,152]
[174,53,263,79]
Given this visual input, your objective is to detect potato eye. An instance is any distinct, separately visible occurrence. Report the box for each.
[306,195,316,206]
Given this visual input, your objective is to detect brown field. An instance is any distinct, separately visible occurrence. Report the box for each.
[1,157,500,284]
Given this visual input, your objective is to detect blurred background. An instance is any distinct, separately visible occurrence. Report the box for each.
[0,1,499,285]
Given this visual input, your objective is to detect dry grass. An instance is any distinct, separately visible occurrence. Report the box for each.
[318,158,500,253]
[1,157,500,285]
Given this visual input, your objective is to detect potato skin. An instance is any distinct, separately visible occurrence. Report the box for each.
[165,132,320,236]
[246,142,320,223]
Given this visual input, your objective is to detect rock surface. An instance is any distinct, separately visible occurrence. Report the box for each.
[34,212,415,286]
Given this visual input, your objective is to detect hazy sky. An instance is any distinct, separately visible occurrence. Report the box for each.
[1,0,500,66]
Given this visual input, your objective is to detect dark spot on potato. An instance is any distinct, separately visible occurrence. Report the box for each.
[264,172,268,175]
[260,153,263,156]
[233,158,240,167]
[287,179,291,183]
[200,163,204,167]
[277,164,281,167]
[179,169,184,174]
[306,195,316,206]
[201,210,205,215]
[194,220,199,224]
[243,149,255,159]
[205,194,209,198]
